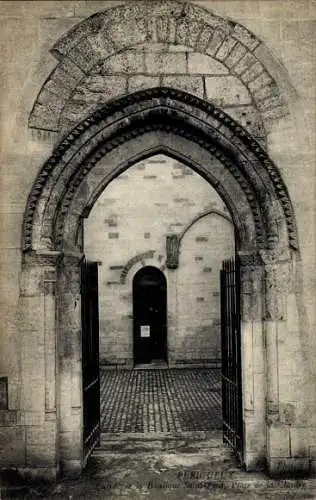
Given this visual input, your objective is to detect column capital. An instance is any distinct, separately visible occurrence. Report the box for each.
[239,253,264,321]
[58,251,84,268]
[237,251,263,268]
[20,251,63,296]
[259,248,292,267]
[57,252,84,295]
[22,250,62,268]
[262,257,293,321]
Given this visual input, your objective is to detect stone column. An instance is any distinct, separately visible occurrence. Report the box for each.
[18,250,61,478]
[260,250,297,476]
[57,252,84,475]
[239,252,265,470]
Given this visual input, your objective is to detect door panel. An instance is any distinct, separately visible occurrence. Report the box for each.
[134,284,152,364]
[133,267,167,365]
[220,257,243,462]
[82,260,100,463]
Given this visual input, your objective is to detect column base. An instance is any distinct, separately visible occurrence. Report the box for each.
[60,459,83,478]
[0,466,59,484]
[268,457,312,477]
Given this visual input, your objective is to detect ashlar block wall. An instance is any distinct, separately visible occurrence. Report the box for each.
[0,0,315,478]
[84,154,235,366]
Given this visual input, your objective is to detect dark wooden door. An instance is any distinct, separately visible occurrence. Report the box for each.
[82,260,100,463]
[133,266,167,365]
[220,257,243,462]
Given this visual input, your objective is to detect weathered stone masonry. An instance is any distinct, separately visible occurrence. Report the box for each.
[29,0,290,144]
[0,0,315,481]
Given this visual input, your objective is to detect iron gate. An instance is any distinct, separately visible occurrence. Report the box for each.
[220,257,243,461]
[81,260,100,463]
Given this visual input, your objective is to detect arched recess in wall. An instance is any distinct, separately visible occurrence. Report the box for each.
[176,210,235,365]
[180,209,234,240]
[119,251,166,285]
[166,209,235,269]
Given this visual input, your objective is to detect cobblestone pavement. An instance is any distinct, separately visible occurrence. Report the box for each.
[100,368,222,433]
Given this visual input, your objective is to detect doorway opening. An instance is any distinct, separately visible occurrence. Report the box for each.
[133,266,167,366]
[21,87,299,475]
[83,153,236,458]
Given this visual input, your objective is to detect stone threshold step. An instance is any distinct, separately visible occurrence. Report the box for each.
[98,432,237,456]
[99,433,224,451]
[100,430,222,440]
[97,431,232,451]
[96,444,228,454]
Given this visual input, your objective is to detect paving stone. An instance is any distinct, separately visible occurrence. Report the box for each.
[100,368,222,433]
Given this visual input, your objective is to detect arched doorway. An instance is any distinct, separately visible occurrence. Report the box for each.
[20,88,299,476]
[133,266,167,365]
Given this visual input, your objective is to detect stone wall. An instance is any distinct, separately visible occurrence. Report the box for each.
[85,153,234,366]
[177,213,234,364]
[27,0,290,146]
[0,0,315,477]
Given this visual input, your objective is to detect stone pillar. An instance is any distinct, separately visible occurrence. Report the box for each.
[57,252,84,475]
[260,250,301,476]
[18,250,61,478]
[239,252,266,470]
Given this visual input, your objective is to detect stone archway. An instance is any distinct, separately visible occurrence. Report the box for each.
[23,87,297,253]
[20,87,300,476]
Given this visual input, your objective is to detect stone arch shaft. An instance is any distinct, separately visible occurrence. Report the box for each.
[19,88,300,477]
[165,208,235,269]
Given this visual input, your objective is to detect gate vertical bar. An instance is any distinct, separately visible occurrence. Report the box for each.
[231,258,237,451]
[235,255,243,459]
[220,268,227,443]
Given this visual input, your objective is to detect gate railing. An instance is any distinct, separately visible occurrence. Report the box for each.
[220,257,243,462]
[82,260,100,463]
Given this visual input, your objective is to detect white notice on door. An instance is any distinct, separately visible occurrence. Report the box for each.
[140,325,150,337]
